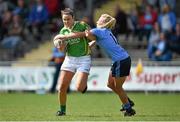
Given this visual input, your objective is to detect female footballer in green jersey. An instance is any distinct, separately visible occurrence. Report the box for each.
[53,8,92,116]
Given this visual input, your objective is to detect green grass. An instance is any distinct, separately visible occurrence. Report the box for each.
[0,92,180,121]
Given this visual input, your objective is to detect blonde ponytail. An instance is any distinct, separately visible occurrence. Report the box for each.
[97,14,116,29]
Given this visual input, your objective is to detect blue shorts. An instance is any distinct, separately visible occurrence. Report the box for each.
[111,57,131,77]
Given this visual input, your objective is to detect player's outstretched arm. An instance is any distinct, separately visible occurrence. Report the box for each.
[54,32,86,41]
[85,30,96,41]
[53,34,65,41]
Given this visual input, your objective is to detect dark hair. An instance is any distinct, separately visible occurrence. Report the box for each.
[61,8,74,17]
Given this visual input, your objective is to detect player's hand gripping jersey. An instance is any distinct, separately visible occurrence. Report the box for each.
[60,21,90,57]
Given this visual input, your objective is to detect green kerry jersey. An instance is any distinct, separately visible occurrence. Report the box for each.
[59,21,91,57]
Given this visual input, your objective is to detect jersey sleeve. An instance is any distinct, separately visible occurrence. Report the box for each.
[90,28,102,39]
[80,21,90,30]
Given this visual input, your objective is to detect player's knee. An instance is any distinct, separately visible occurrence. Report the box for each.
[107,81,113,89]
[107,83,111,89]
[59,83,69,93]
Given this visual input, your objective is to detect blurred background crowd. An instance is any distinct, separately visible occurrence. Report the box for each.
[0,0,179,64]
[112,0,180,62]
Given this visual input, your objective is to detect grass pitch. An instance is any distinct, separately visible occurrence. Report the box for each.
[0,92,180,121]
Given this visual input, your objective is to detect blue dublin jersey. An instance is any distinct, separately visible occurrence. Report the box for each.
[91,28,129,62]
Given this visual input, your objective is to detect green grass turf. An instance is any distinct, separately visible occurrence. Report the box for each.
[0,92,180,121]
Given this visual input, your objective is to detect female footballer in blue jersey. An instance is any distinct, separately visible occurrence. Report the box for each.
[55,14,136,116]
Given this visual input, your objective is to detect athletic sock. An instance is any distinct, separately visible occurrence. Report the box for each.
[123,102,131,111]
[60,105,66,113]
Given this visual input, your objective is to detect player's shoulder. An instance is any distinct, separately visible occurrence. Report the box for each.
[91,28,109,38]
[76,21,89,27]
[60,26,70,34]
[91,27,104,33]
[59,26,65,32]
[76,20,87,25]
[94,28,110,34]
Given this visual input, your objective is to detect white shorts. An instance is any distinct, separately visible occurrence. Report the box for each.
[61,55,91,73]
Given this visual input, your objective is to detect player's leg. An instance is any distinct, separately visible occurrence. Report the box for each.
[76,55,91,93]
[56,56,76,116]
[108,75,129,104]
[57,70,74,116]
[114,76,135,116]
[107,73,134,111]
[109,57,135,116]
[107,72,118,93]
[114,76,129,104]
[76,72,88,93]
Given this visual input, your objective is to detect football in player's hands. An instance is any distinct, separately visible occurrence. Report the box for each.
[53,39,64,48]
